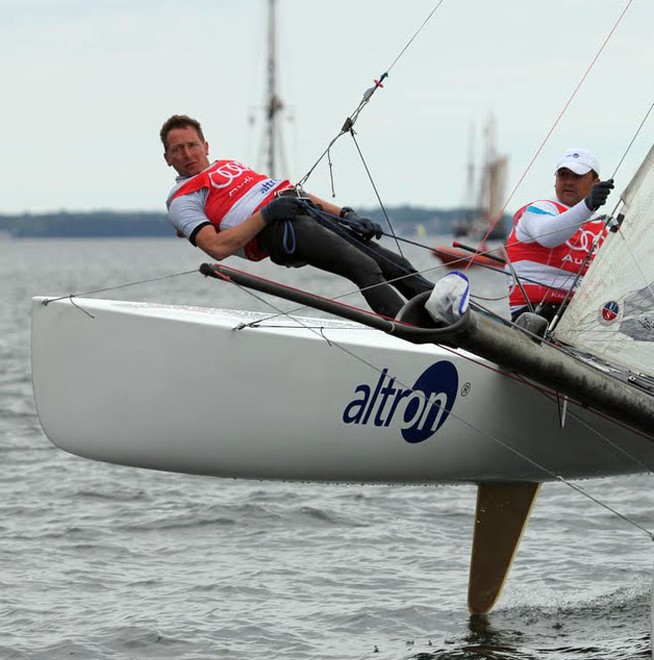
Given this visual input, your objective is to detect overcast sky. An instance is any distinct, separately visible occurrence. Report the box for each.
[2,0,652,214]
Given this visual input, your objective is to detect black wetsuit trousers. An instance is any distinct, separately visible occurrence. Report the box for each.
[257,215,433,318]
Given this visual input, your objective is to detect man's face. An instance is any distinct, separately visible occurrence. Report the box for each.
[164,127,210,177]
[555,168,598,207]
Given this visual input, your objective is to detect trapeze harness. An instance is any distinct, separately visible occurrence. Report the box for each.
[169,160,293,261]
[506,199,608,310]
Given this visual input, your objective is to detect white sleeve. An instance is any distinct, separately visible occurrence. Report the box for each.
[168,189,211,244]
[516,200,594,248]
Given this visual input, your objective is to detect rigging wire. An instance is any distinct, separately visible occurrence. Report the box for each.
[349,132,405,257]
[610,99,654,181]
[615,227,654,306]
[557,479,653,540]
[296,0,446,192]
[600,102,654,313]
[385,0,446,73]
[42,270,197,305]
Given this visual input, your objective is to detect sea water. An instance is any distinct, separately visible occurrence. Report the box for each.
[1,236,652,660]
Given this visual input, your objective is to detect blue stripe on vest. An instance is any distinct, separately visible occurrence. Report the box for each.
[525,205,555,217]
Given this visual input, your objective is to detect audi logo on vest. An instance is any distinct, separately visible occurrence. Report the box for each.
[342,362,458,443]
[209,161,252,189]
[562,223,606,266]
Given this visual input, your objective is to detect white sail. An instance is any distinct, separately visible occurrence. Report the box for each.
[554,144,654,377]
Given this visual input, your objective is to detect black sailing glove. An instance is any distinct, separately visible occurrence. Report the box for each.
[260,196,304,224]
[340,208,383,242]
[584,179,614,212]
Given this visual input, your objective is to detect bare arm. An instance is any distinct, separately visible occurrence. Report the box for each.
[195,213,266,261]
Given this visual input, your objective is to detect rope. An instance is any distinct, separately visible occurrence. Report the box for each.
[557,478,654,541]
[294,198,423,280]
[375,230,591,302]
[385,0,447,74]
[296,0,446,191]
[349,132,405,258]
[610,99,654,180]
[42,270,197,304]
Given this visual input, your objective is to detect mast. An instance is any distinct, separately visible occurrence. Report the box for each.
[265,0,284,177]
[482,116,495,226]
[465,121,477,223]
[479,116,508,237]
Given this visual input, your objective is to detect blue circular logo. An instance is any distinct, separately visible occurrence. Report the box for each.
[401,361,458,443]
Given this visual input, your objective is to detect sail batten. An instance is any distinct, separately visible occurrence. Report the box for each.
[555,145,654,377]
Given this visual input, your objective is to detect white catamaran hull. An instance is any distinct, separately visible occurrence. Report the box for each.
[31,296,654,483]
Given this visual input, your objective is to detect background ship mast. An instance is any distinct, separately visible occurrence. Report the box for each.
[454,116,508,241]
[262,0,288,177]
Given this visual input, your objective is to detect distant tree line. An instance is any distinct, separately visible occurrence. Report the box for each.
[0,211,173,238]
[0,207,510,238]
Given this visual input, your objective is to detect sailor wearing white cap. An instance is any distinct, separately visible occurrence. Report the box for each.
[554,148,600,176]
[505,148,615,321]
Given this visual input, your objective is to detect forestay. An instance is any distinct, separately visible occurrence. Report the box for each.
[554,145,654,378]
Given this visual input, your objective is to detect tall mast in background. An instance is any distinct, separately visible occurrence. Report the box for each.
[453,116,509,241]
[481,116,508,231]
[264,0,285,177]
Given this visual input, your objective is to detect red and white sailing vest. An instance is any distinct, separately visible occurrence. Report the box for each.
[171,160,292,261]
[506,200,608,307]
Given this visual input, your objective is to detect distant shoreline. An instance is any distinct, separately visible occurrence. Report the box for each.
[0,207,510,238]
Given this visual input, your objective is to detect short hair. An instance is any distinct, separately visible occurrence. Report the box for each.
[160,114,205,151]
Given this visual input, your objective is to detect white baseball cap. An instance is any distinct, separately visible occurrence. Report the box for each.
[555,148,600,176]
